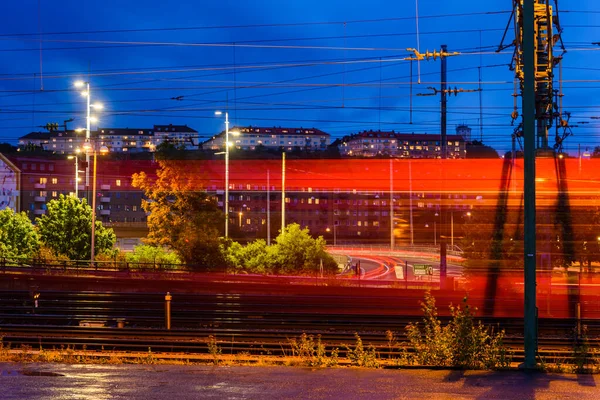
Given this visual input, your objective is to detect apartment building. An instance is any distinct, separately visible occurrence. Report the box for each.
[338,130,467,158]
[203,126,331,152]
[18,124,198,154]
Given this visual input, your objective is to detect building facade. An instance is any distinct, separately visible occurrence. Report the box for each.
[203,126,331,152]
[0,153,20,212]
[338,130,467,158]
[18,124,198,154]
[153,124,199,150]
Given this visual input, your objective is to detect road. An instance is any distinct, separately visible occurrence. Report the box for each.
[1,363,598,399]
[339,250,463,281]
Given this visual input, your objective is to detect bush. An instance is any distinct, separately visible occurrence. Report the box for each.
[126,245,182,270]
[345,333,379,368]
[225,224,338,275]
[289,333,338,367]
[405,292,510,369]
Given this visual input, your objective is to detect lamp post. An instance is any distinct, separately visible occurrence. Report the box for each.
[326,224,337,246]
[434,212,439,246]
[67,149,82,198]
[215,111,240,238]
[83,141,108,266]
[74,81,103,197]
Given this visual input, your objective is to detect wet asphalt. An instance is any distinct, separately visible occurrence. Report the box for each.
[1,362,598,399]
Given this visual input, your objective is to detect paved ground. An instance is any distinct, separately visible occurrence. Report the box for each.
[1,363,598,399]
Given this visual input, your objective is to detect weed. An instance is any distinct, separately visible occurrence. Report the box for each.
[289,333,338,367]
[405,292,511,370]
[207,335,222,365]
[345,333,379,368]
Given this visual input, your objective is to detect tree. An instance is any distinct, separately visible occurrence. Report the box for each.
[132,160,226,269]
[0,208,40,259]
[271,223,337,274]
[224,224,338,275]
[466,142,500,159]
[36,194,116,261]
[0,142,17,154]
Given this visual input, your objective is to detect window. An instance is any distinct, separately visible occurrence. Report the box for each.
[52,178,58,184]
[133,206,137,212]
[39,177,47,184]
[116,179,122,187]
[52,191,57,197]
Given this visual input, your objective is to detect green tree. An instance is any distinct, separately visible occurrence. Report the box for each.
[132,160,226,269]
[0,208,40,259]
[224,224,338,275]
[225,239,272,274]
[36,194,116,261]
[271,223,337,274]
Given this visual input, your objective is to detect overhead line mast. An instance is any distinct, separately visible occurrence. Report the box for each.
[497,0,572,370]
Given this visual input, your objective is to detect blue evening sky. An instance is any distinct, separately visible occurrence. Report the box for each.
[1,0,600,154]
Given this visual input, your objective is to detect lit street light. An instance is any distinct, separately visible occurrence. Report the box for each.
[82,140,108,266]
[67,148,82,198]
[74,81,103,193]
[215,110,240,238]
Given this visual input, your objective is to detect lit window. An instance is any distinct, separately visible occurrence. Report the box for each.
[133,206,137,212]
[52,178,58,184]
[116,179,122,187]
[39,177,47,184]
[52,191,57,197]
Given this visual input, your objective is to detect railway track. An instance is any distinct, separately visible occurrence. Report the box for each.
[1,325,596,365]
[1,289,599,365]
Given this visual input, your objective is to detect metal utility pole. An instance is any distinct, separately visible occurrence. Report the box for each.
[441,44,448,159]
[523,0,538,369]
[390,159,395,250]
[408,46,464,287]
[281,152,286,233]
[440,44,448,285]
[267,170,271,244]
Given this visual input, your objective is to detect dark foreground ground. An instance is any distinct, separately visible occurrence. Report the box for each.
[0,363,597,399]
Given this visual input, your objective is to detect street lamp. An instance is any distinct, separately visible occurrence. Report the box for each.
[215,110,240,237]
[326,224,338,246]
[434,212,439,246]
[74,80,103,193]
[67,148,82,198]
[83,140,109,266]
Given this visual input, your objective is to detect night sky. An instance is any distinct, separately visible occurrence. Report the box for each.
[1,0,600,154]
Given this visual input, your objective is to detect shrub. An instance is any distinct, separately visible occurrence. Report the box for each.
[405,292,510,369]
[126,245,182,270]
